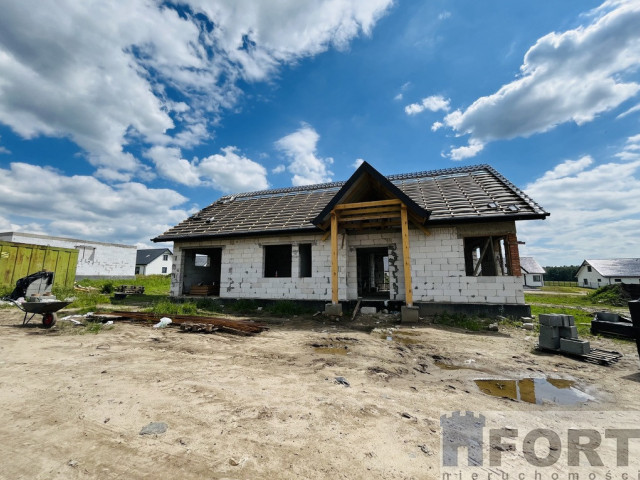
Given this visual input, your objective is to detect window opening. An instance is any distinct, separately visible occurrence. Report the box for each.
[464,236,511,276]
[264,245,292,278]
[299,244,312,278]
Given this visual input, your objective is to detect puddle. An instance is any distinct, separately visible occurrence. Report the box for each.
[475,377,594,405]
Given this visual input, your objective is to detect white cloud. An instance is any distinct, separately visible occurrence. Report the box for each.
[449,140,485,161]
[272,164,286,174]
[275,124,334,186]
[0,162,189,245]
[519,137,640,265]
[441,0,640,158]
[353,159,365,168]
[145,145,269,192]
[199,147,269,193]
[0,0,393,180]
[431,121,443,132]
[405,95,450,115]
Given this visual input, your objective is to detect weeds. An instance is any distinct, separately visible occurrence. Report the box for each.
[147,299,197,316]
[266,300,313,316]
[432,312,493,331]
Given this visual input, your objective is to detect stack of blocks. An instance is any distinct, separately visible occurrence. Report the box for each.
[539,314,590,355]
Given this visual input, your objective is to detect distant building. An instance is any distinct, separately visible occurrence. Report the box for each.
[520,257,545,288]
[135,248,173,275]
[576,259,640,289]
[0,231,136,280]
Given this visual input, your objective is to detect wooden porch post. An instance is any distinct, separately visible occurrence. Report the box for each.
[400,204,413,307]
[331,211,339,304]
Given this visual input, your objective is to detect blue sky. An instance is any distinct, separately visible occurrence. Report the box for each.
[1,0,639,266]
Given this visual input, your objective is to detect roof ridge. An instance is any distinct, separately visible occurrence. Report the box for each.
[219,163,492,201]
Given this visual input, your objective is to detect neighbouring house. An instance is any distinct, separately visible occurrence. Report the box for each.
[576,259,640,289]
[136,248,173,275]
[153,162,549,319]
[0,232,136,280]
[520,257,546,288]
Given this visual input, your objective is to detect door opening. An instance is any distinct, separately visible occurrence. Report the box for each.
[356,247,390,299]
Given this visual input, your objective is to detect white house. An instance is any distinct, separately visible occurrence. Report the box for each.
[520,257,545,288]
[153,163,549,319]
[576,259,640,289]
[135,248,173,275]
[0,231,136,279]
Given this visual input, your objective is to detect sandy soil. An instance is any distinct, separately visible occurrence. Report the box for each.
[1,308,639,480]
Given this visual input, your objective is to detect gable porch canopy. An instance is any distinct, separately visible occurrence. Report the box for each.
[312,161,431,234]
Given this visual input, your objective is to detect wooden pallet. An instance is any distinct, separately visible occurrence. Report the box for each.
[536,345,623,366]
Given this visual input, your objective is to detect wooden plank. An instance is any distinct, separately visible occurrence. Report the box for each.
[336,212,401,222]
[337,205,401,216]
[331,212,339,304]
[400,204,413,307]
[351,298,362,321]
[333,199,402,211]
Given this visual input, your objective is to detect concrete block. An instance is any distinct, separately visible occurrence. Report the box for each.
[559,326,578,339]
[539,314,564,327]
[562,315,575,327]
[401,306,420,323]
[559,338,590,356]
[539,325,560,350]
[325,303,343,316]
[360,306,377,315]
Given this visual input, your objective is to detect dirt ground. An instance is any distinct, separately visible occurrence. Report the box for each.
[1,308,639,480]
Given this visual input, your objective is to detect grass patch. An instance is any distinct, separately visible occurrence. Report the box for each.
[588,284,632,307]
[432,312,494,331]
[227,299,260,314]
[265,300,314,316]
[146,299,198,316]
[524,293,595,307]
[76,275,171,295]
[56,320,114,335]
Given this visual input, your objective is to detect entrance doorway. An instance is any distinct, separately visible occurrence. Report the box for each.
[356,247,390,298]
[183,248,222,295]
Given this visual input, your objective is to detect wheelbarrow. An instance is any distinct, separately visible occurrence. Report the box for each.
[8,299,71,328]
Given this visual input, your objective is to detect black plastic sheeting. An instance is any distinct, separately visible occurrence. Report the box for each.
[8,271,54,300]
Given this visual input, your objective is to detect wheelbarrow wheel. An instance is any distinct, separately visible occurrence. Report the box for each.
[42,312,57,328]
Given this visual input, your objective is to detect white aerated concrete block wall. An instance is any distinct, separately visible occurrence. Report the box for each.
[171,221,525,305]
[173,234,343,300]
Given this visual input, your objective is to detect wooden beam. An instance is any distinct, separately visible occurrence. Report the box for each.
[333,199,402,211]
[336,212,401,223]
[321,230,331,242]
[400,204,413,307]
[337,205,401,216]
[331,212,339,304]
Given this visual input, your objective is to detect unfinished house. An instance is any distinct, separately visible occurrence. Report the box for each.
[153,163,549,319]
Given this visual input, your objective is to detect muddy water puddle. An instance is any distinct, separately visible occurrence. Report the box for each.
[374,329,423,345]
[475,377,594,405]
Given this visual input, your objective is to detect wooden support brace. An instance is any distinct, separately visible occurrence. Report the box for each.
[331,212,339,304]
[400,204,413,307]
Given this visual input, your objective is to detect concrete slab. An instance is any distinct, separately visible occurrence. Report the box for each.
[560,337,590,355]
[539,314,564,327]
[360,306,377,315]
[401,306,420,323]
[559,326,578,339]
[539,325,560,349]
[324,303,343,316]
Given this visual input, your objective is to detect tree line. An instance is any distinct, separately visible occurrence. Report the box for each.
[542,265,580,281]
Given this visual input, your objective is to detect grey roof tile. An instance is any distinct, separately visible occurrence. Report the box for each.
[153,164,548,241]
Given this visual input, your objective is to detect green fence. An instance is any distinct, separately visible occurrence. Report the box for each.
[0,240,78,289]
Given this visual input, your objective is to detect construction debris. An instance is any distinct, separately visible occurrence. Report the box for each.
[94,311,267,336]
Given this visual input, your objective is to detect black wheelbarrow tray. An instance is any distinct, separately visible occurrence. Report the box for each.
[8,300,72,328]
